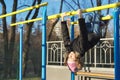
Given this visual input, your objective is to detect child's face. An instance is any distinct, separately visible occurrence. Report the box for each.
[67,52,82,70]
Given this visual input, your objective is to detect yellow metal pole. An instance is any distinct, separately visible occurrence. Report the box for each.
[46,2,120,20]
[0,2,48,19]
[82,2,120,13]
[71,15,113,25]
[11,18,42,26]
[10,2,120,26]
[101,15,113,20]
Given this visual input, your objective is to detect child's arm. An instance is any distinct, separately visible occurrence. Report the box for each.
[77,9,88,40]
[77,9,83,19]
[61,13,72,53]
[77,9,88,53]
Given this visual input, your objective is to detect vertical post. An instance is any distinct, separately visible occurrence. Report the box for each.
[41,6,47,80]
[113,8,120,80]
[70,16,74,39]
[70,16,75,80]
[19,25,23,80]
[94,45,97,67]
[60,41,63,65]
[46,43,48,65]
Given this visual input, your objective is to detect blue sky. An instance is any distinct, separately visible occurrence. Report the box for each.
[42,0,61,15]
[0,0,120,37]
[0,0,118,19]
[0,0,62,23]
[0,0,119,16]
[0,0,13,24]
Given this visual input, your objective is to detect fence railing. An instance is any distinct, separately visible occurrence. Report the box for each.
[47,38,114,68]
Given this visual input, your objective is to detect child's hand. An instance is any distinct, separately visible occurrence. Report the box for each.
[77,9,82,18]
[61,12,67,21]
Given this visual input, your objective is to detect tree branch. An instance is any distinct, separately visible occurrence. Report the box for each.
[64,0,76,10]
[48,0,64,41]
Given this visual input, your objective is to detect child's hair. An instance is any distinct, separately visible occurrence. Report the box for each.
[64,51,83,70]
[64,53,69,66]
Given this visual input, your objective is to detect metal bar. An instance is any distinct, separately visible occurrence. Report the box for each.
[70,16,75,40]
[113,8,120,80]
[94,45,97,67]
[0,2,48,19]
[10,15,87,26]
[19,25,23,80]
[70,16,75,80]
[10,18,42,26]
[41,6,47,80]
[101,15,113,20]
[10,2,120,26]
[77,72,114,79]
[71,15,113,25]
[46,42,48,65]
[60,42,63,66]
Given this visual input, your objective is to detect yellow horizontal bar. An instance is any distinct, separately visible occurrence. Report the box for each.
[11,18,42,26]
[82,2,120,13]
[10,15,112,26]
[10,2,120,26]
[47,2,120,20]
[101,15,113,20]
[0,2,48,19]
[71,15,113,25]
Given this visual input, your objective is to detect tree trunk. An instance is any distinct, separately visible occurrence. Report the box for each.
[22,0,41,77]
[0,0,9,78]
[8,0,18,76]
[102,0,110,38]
[96,0,101,15]
[48,0,64,41]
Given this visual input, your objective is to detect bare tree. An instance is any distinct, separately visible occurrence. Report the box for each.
[101,0,111,38]
[62,0,111,38]
[0,0,42,78]
[22,0,42,77]
[48,0,64,41]
[8,0,18,77]
[0,0,9,78]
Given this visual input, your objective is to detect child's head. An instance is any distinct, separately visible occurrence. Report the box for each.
[64,51,83,72]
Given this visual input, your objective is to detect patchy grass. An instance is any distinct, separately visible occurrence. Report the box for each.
[23,77,40,80]
[9,77,40,80]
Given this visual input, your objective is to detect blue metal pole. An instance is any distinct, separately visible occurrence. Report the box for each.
[70,16,75,80]
[41,6,47,80]
[113,8,120,80]
[19,25,23,80]
[70,16,74,39]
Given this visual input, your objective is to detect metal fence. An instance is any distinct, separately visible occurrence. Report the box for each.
[47,38,114,68]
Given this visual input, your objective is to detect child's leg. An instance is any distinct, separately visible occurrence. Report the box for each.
[78,18,88,51]
[78,18,88,40]
[93,14,101,35]
[87,33,100,50]
[86,14,101,50]
[61,21,71,52]
[85,13,93,33]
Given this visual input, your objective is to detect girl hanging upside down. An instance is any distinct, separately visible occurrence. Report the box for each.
[61,9,109,72]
